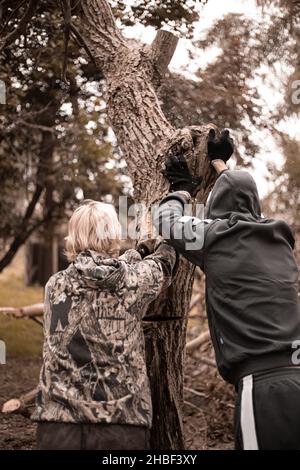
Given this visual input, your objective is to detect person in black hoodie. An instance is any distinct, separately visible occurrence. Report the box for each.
[154,129,300,450]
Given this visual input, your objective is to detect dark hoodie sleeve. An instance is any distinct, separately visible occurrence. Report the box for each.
[153,191,211,269]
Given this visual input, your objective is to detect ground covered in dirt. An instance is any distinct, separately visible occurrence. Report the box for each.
[0,353,234,450]
[0,358,41,450]
[183,347,235,450]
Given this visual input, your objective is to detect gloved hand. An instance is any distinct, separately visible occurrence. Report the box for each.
[163,153,203,197]
[136,239,157,258]
[207,128,234,162]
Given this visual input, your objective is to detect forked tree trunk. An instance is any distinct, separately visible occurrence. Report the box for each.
[81,0,217,449]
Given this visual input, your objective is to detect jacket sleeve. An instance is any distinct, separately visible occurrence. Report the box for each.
[124,243,177,318]
[153,191,211,269]
[119,248,142,264]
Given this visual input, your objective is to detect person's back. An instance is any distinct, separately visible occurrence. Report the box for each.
[202,171,300,383]
[34,249,156,426]
[33,200,176,450]
[155,130,300,449]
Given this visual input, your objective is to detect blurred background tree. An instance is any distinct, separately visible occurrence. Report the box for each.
[254,0,300,248]
[0,5,123,275]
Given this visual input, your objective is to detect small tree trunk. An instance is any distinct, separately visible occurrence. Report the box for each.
[81,0,217,449]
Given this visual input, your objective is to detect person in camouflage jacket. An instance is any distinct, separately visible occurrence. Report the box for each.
[32,200,177,450]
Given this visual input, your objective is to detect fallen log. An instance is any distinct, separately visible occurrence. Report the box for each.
[186,331,210,352]
[0,303,44,319]
[2,387,38,416]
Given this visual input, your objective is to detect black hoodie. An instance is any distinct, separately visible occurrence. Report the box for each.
[154,170,300,384]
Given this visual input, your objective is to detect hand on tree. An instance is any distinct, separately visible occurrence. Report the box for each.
[207,128,234,162]
[163,153,203,197]
[136,239,157,258]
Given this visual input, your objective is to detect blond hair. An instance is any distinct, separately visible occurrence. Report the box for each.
[65,200,121,262]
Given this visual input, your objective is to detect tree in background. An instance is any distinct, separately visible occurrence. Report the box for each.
[0,6,122,273]
[160,13,267,163]
[255,0,300,259]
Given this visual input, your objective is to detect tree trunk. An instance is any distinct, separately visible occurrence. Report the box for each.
[0,120,57,274]
[81,0,217,450]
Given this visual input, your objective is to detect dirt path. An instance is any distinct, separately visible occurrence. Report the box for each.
[0,356,234,450]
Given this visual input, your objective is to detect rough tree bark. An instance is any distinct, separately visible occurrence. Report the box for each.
[81,0,218,450]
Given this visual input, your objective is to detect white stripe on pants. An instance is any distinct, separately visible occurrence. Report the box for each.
[240,374,259,450]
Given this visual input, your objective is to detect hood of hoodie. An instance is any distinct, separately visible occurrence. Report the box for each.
[71,250,126,291]
[206,170,262,221]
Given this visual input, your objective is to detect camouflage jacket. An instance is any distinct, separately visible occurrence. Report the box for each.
[32,244,176,428]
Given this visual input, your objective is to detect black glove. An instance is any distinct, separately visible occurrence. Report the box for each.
[163,153,203,197]
[207,128,234,162]
[136,239,156,258]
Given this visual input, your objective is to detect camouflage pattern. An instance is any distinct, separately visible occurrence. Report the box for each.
[32,244,176,428]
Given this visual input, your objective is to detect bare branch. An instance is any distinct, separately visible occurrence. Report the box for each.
[188,293,202,313]
[184,387,206,398]
[0,0,27,36]
[186,331,210,352]
[61,0,72,83]
[0,0,38,53]
[70,23,97,66]
[15,119,56,133]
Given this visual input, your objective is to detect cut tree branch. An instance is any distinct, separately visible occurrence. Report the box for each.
[150,30,179,87]
[2,388,38,416]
